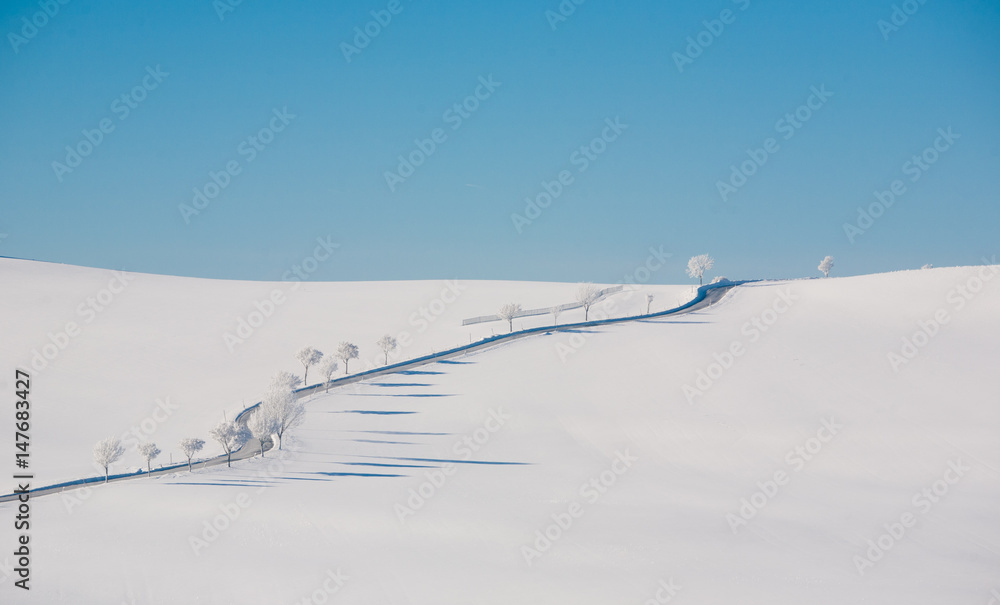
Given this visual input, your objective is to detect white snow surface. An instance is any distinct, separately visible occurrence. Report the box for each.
[1,258,999,603]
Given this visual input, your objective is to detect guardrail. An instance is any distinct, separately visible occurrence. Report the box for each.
[0,280,747,502]
[461,284,624,326]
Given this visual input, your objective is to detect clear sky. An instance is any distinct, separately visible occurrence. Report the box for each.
[1,0,998,284]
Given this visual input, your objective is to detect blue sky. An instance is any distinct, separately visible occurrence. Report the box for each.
[1,0,998,283]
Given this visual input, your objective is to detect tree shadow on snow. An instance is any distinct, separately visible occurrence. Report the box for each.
[357,455,530,466]
[309,471,406,478]
[346,393,454,398]
[329,410,417,415]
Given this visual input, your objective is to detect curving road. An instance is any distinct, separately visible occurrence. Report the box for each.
[0,281,740,503]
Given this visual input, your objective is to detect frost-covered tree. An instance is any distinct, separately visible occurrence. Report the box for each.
[247,407,279,457]
[922,263,933,270]
[710,276,728,284]
[136,441,161,475]
[686,254,715,285]
[179,437,205,471]
[209,420,250,468]
[497,303,523,333]
[261,385,304,450]
[318,356,339,392]
[295,347,324,386]
[270,370,302,390]
[646,293,654,314]
[818,255,834,278]
[576,283,601,321]
[376,334,398,365]
[93,436,125,483]
[336,341,359,374]
[551,307,562,326]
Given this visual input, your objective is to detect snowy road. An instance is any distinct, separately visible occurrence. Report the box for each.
[0,282,737,503]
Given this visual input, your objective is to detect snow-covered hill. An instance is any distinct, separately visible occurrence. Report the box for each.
[0,257,691,483]
[1,259,998,603]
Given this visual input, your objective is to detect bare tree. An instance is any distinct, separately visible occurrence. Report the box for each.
[179,438,205,471]
[270,370,302,390]
[93,436,125,483]
[209,420,249,468]
[318,356,339,392]
[687,254,715,285]
[576,283,601,321]
[247,407,278,457]
[646,293,654,314]
[336,341,359,374]
[262,385,304,450]
[818,255,834,278]
[295,347,324,386]
[376,334,398,365]
[497,303,523,333]
[136,441,161,475]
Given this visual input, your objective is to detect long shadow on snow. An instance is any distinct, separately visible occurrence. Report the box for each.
[351,439,416,445]
[358,455,530,466]
[345,393,454,398]
[329,410,417,415]
[340,462,438,469]
[310,471,406,478]
[352,430,451,436]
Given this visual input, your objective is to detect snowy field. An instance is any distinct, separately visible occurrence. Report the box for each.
[1,259,999,603]
[0,257,691,485]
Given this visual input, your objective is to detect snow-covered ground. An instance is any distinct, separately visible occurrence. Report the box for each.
[0,257,691,484]
[1,259,998,603]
